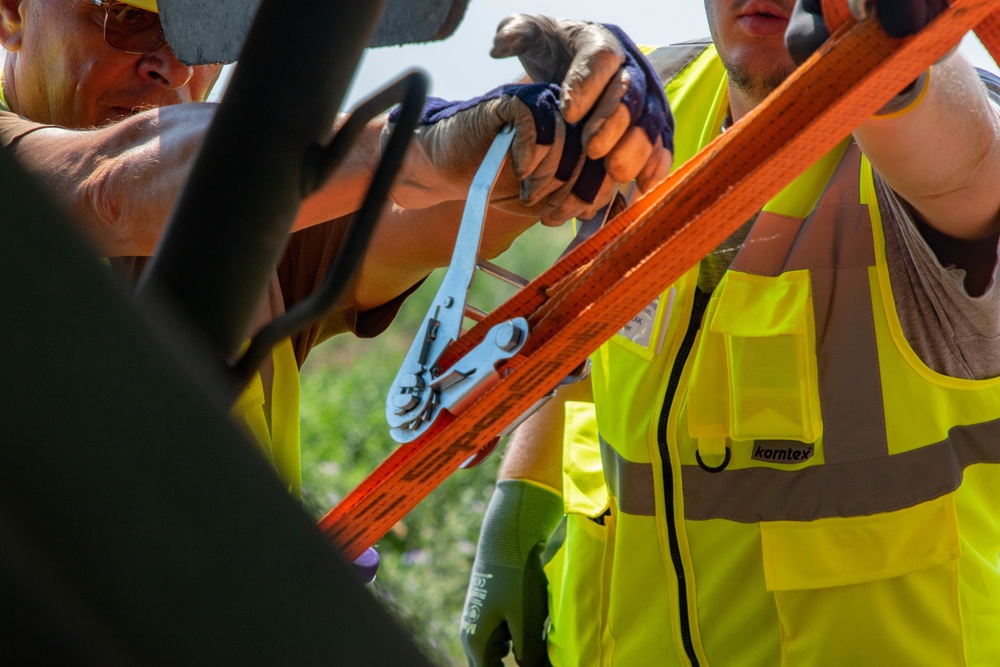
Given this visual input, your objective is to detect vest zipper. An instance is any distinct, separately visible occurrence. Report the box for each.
[657,287,710,666]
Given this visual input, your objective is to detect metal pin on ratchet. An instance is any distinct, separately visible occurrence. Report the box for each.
[385,126,527,444]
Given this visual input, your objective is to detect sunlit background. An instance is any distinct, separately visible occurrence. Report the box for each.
[349,1,999,107]
[207,1,1000,107]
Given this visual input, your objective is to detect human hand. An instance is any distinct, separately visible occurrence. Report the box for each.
[492,14,674,192]
[385,83,620,225]
[460,480,563,667]
[786,0,949,65]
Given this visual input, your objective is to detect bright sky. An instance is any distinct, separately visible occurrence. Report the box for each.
[342,0,999,108]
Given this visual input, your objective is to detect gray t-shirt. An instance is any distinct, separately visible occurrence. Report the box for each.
[879,171,1000,380]
[698,71,1000,381]
[876,70,1000,380]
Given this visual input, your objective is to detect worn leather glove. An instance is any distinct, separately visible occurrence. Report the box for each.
[786,0,949,64]
[386,83,619,225]
[460,479,563,667]
[492,14,674,193]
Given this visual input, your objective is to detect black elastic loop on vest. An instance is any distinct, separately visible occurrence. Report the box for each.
[695,447,731,473]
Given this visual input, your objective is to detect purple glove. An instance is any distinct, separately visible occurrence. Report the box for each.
[396,83,608,201]
[600,24,674,155]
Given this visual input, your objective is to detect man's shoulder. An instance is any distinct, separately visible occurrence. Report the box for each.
[641,39,713,85]
[0,108,48,149]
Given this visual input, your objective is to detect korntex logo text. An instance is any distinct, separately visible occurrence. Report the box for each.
[751,443,814,464]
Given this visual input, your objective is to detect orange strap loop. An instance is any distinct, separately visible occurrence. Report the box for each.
[821,0,855,31]
[975,8,1000,62]
[321,0,1000,560]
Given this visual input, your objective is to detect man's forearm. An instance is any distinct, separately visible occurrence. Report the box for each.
[9,102,383,257]
[854,52,1000,240]
[293,114,384,232]
[352,200,538,312]
[10,103,216,257]
[497,379,594,491]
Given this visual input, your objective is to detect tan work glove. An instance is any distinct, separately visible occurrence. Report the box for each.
[385,85,597,225]
[492,14,674,193]
[386,16,674,225]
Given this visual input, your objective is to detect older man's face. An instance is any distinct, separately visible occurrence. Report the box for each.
[704,0,798,106]
[2,0,220,128]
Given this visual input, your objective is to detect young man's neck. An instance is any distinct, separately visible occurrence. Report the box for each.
[727,84,762,124]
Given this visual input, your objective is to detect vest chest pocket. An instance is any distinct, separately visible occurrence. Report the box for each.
[687,270,823,463]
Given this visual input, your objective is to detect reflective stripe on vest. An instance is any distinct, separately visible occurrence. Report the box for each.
[602,413,1000,522]
[599,434,655,516]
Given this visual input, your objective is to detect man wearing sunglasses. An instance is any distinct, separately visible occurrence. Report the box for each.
[0,1,673,496]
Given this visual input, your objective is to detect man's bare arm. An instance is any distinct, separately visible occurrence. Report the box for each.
[6,103,541,313]
[352,201,538,312]
[7,104,215,256]
[854,52,1000,242]
[497,378,594,490]
[7,103,384,257]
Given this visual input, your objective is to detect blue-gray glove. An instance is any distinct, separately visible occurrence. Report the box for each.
[786,0,949,64]
[785,0,947,114]
[460,479,563,667]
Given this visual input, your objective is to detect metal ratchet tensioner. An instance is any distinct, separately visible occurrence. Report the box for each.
[385,126,526,444]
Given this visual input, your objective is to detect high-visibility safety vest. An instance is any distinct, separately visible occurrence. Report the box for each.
[545,43,1000,666]
[231,337,301,498]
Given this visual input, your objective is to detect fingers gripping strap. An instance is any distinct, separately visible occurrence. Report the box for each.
[504,85,561,145]
[602,23,676,154]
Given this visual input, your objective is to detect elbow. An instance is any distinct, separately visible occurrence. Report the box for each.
[478,235,517,260]
[77,161,157,256]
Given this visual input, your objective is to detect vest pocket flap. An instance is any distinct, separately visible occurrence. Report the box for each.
[563,401,610,518]
[760,494,960,591]
[710,271,810,337]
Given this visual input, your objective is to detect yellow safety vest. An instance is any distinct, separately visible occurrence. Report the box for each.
[546,43,1000,666]
[231,338,302,498]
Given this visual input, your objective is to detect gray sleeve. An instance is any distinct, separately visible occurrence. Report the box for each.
[873,71,1000,380]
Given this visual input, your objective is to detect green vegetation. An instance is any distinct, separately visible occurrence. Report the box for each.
[298,222,573,665]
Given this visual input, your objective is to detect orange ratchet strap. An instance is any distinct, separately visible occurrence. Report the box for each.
[322,0,1000,560]
[976,8,1000,62]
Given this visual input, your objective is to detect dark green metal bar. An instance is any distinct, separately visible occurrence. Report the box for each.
[138,0,390,371]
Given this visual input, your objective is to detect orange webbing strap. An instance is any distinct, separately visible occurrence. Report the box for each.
[321,0,998,560]
[821,0,855,31]
[975,9,1000,62]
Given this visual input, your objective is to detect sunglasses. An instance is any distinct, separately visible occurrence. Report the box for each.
[90,0,166,54]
